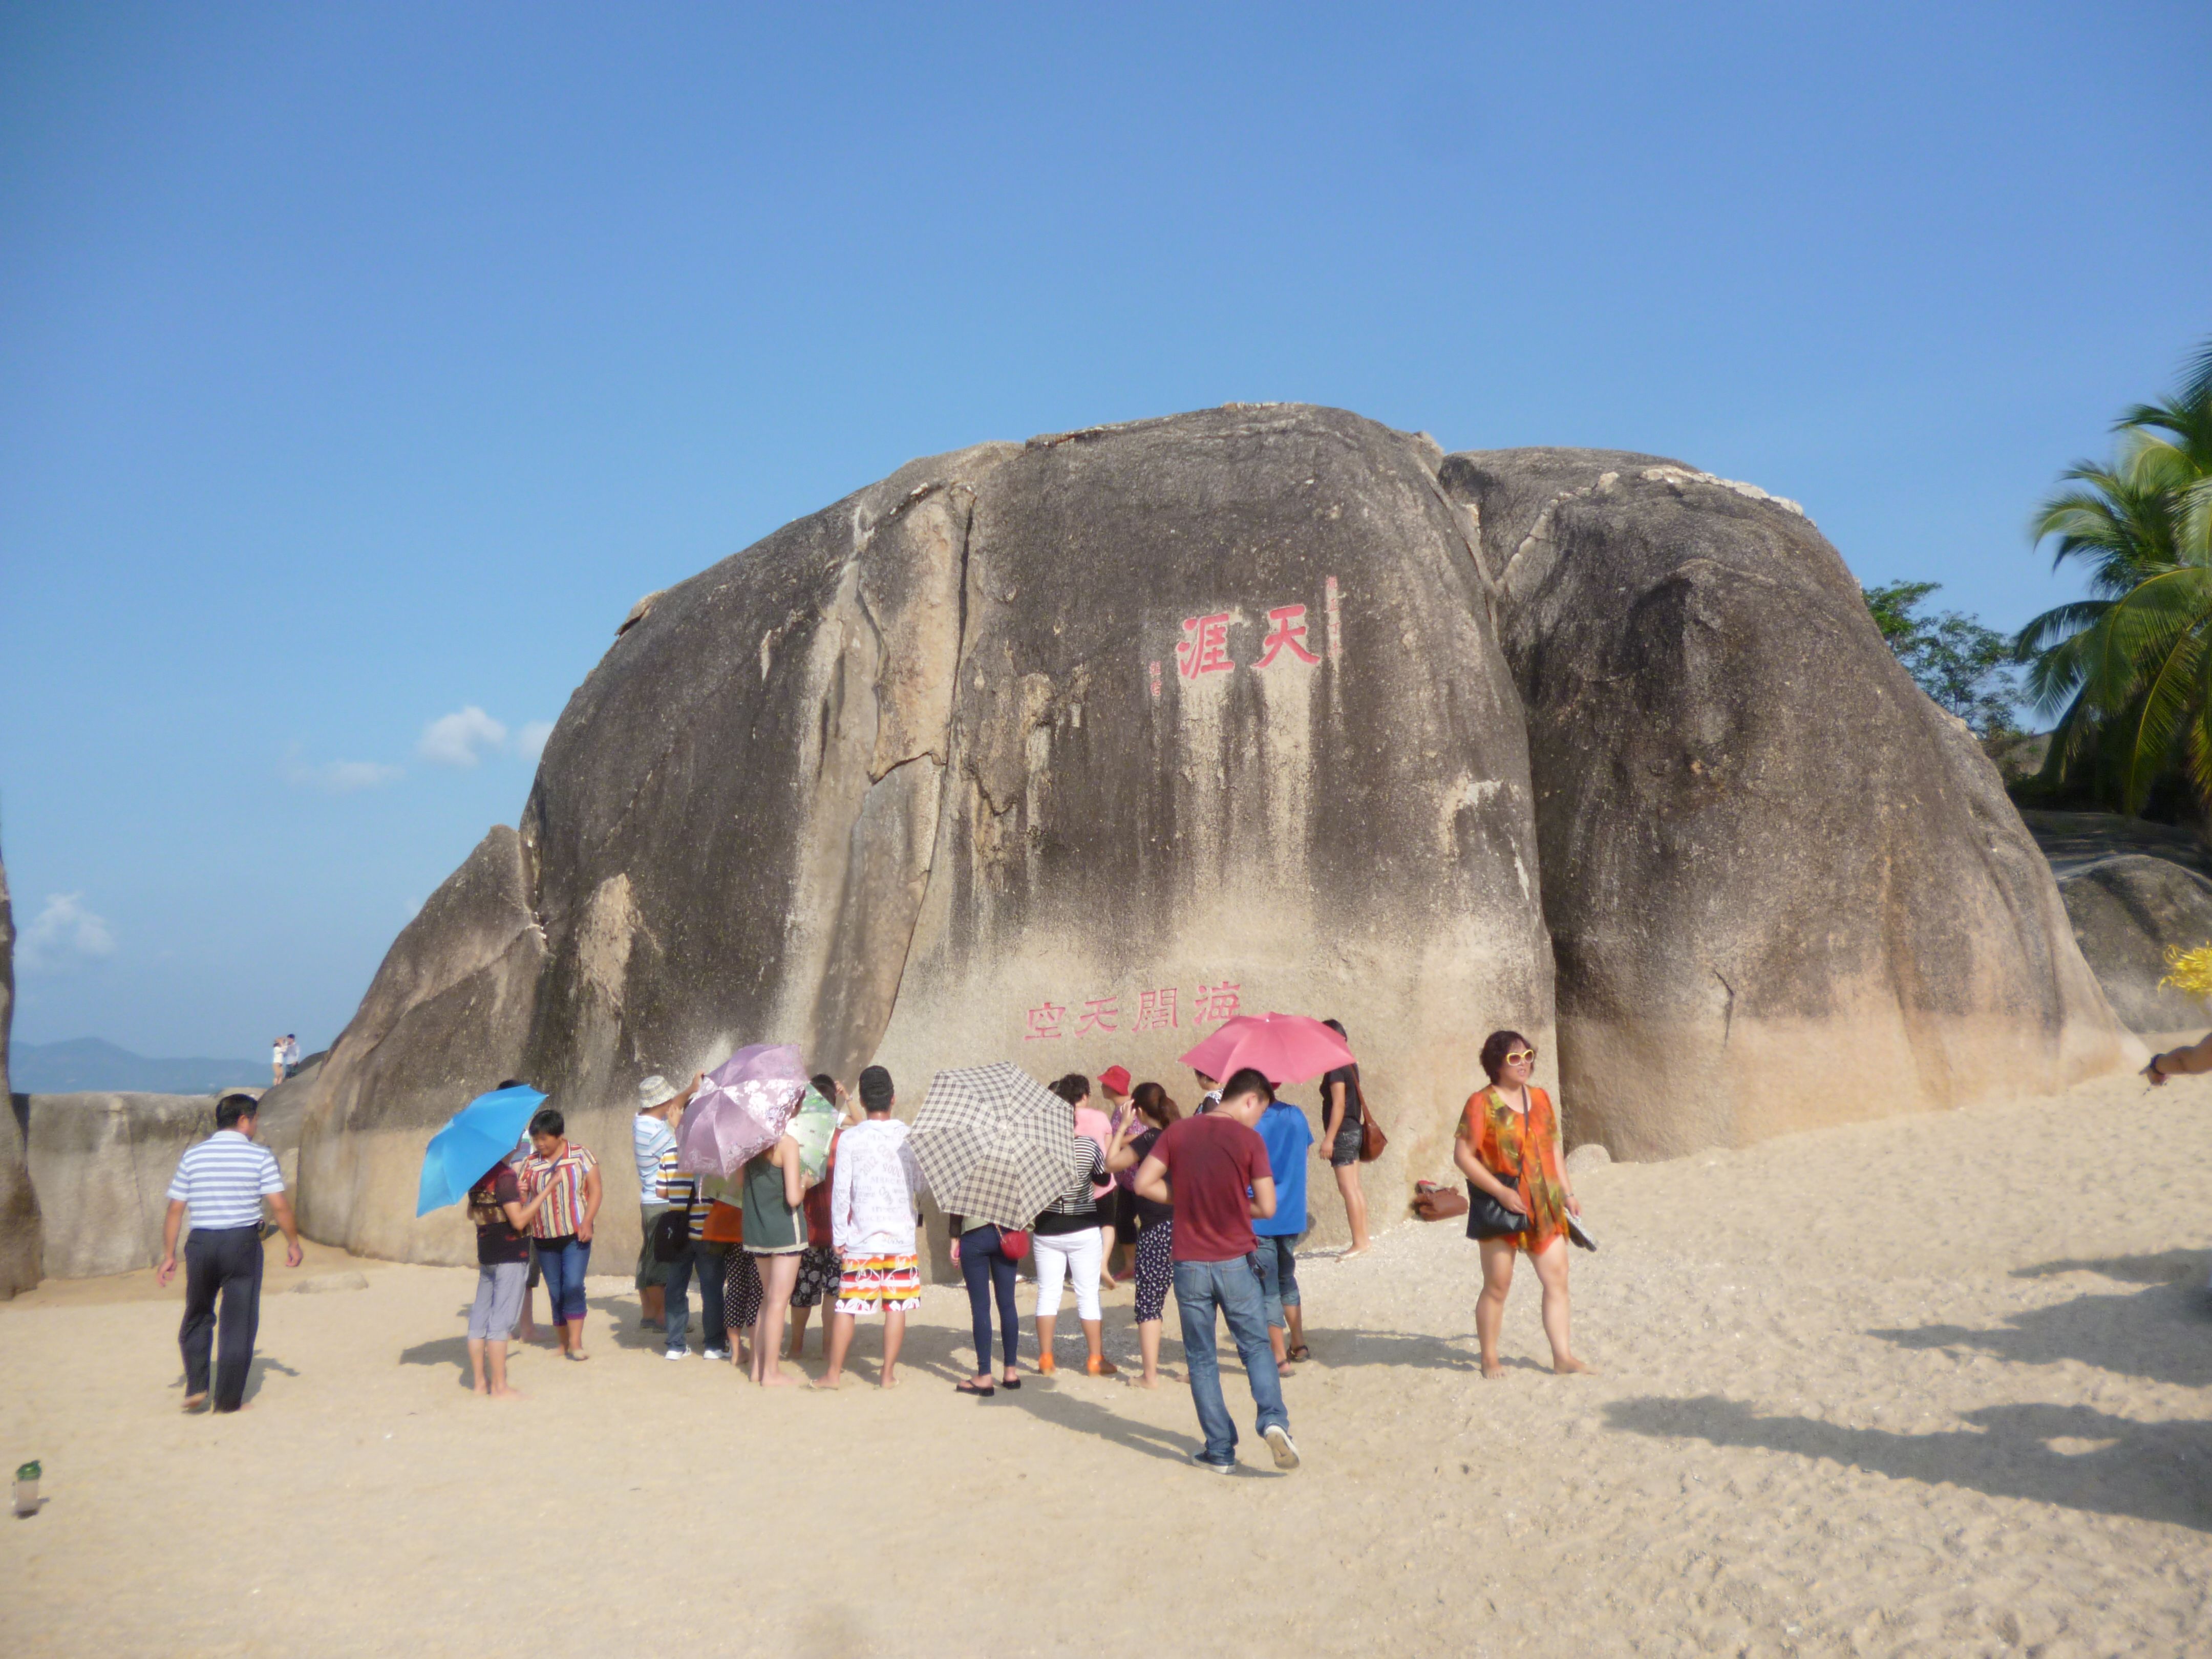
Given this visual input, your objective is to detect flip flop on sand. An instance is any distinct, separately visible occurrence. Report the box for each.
[956,1379,995,1398]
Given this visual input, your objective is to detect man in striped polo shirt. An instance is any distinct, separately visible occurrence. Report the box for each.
[156,1092,304,1413]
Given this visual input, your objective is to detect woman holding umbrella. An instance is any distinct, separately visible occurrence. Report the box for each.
[465,1157,562,1397]
[740,1124,813,1387]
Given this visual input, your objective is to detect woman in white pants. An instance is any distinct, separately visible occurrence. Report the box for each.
[1032,1076,1137,1377]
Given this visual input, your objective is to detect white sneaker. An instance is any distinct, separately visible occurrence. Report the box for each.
[665,1348,690,1362]
[1263,1424,1301,1471]
[703,1348,731,1362]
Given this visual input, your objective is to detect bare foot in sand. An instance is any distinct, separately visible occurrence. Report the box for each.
[878,1372,900,1389]
[758,1371,799,1388]
[1135,1375,1161,1390]
[491,1386,525,1400]
[1552,1357,1595,1375]
[181,1392,208,1413]
[1480,1360,1505,1380]
[809,1374,842,1390]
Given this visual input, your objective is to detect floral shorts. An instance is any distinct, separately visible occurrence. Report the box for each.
[833,1253,923,1317]
[791,1245,841,1309]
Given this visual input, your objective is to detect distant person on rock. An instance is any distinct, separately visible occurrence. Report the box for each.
[282,1035,300,1078]
[1133,1068,1300,1473]
[270,1037,286,1088]
[1252,1083,1314,1369]
[519,1107,602,1361]
[1318,1018,1374,1256]
[1125,1082,1182,1389]
[157,1092,303,1413]
[817,1065,924,1389]
[465,1150,560,1398]
[1456,1031,1590,1379]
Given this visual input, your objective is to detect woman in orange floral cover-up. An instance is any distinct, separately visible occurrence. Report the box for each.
[1454,1030,1592,1379]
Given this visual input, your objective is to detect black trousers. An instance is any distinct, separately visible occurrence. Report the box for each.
[179,1225,264,1411]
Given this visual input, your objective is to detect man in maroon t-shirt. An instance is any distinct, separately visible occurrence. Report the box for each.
[1134,1068,1301,1473]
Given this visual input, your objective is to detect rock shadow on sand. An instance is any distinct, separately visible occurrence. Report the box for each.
[1606,1395,2212,1531]
[1869,1252,2212,1389]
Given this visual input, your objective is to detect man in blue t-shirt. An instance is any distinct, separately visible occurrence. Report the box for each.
[1252,1092,1315,1368]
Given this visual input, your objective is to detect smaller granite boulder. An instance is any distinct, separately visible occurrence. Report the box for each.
[2057,855,2212,1034]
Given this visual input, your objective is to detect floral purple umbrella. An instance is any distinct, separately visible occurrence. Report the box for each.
[674,1043,808,1179]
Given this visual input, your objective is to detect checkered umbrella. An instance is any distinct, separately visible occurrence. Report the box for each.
[908,1061,1077,1228]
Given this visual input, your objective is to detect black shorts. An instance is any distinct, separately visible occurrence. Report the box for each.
[1329,1121,1364,1167]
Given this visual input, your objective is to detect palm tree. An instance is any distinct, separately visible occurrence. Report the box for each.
[2015,337,2212,814]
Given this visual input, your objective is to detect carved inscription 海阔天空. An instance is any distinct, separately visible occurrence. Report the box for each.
[1024,981,1241,1041]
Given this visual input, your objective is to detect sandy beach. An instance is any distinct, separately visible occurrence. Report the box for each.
[7,1062,2212,1658]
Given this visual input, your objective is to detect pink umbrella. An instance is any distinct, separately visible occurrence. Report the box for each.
[1180,1013,1354,1089]
[675,1043,808,1179]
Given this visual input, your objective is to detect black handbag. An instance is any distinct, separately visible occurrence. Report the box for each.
[1464,1175,1530,1241]
[1464,1088,1537,1241]
[650,1207,692,1264]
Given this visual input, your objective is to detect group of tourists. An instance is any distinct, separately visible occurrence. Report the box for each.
[155,1022,1591,1473]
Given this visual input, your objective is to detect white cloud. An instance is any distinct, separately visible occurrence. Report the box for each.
[418,706,508,768]
[282,743,403,794]
[516,719,556,762]
[19,892,117,970]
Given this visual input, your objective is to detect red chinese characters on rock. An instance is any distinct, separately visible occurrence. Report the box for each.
[1168,591,1335,682]
[1194,982,1242,1024]
[1024,983,1240,1039]
[1175,613,1234,679]
[1255,605,1321,668]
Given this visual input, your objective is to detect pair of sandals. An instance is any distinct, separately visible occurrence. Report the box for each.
[956,1373,1022,1397]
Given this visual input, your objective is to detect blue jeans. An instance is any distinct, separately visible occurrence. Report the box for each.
[960,1225,1022,1375]
[536,1236,591,1325]
[1173,1255,1288,1463]
[1252,1233,1302,1330]
[665,1240,726,1353]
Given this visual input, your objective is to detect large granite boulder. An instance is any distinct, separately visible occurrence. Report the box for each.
[0,846,42,1295]
[294,825,546,1261]
[1437,448,2131,1158]
[294,406,2132,1260]
[2057,855,2212,1034]
[23,1092,215,1277]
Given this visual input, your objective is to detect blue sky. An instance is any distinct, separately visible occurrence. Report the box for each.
[3,2,2207,1059]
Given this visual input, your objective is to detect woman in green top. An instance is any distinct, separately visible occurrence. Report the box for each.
[742,1128,811,1387]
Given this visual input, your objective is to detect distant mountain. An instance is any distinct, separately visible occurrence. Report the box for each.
[8,1037,268,1096]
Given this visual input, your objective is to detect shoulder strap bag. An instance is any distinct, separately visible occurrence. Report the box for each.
[1464,1089,1533,1241]
[1355,1073,1388,1163]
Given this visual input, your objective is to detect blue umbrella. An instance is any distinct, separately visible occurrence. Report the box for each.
[417,1084,546,1217]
